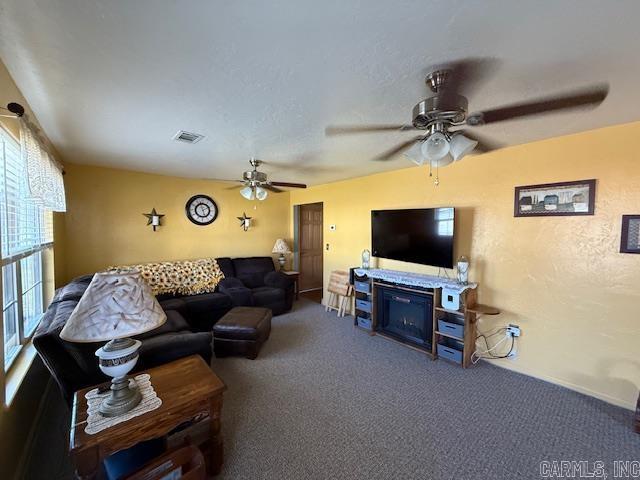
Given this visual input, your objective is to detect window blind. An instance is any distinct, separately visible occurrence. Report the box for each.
[0,127,52,260]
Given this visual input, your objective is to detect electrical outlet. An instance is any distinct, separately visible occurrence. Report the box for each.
[507,324,521,337]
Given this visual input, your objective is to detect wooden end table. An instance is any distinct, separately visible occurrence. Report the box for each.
[69,355,226,479]
[282,270,300,300]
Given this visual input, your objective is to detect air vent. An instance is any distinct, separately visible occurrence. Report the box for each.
[173,130,205,144]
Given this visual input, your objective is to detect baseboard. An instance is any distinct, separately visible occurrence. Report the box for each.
[299,287,322,293]
[13,378,54,480]
[485,359,635,411]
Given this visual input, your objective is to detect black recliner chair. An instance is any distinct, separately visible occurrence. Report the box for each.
[216,257,294,315]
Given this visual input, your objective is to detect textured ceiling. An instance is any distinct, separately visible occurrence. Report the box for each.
[1,1,640,185]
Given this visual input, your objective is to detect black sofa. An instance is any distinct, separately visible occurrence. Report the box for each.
[155,257,294,324]
[33,275,216,405]
[33,256,294,405]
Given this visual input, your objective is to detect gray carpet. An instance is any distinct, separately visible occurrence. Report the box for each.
[23,299,640,479]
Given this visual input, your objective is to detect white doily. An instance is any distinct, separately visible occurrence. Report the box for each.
[83,374,162,435]
[353,268,477,294]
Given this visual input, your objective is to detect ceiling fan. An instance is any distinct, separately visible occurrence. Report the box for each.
[326,59,608,184]
[228,158,307,201]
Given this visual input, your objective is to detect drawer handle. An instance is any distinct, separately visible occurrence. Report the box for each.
[443,348,455,354]
[444,325,456,330]
[392,296,411,304]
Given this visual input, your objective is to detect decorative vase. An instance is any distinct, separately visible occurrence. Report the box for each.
[361,249,371,269]
[457,255,469,285]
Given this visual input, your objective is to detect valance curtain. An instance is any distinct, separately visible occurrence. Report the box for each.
[19,118,66,212]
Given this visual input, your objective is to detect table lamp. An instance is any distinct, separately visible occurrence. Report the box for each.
[60,270,166,417]
[272,239,291,270]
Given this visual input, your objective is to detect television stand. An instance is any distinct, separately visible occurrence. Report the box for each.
[351,268,499,368]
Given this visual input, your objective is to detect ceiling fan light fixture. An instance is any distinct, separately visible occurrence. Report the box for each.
[421,132,450,161]
[255,186,268,201]
[240,186,255,200]
[449,133,479,161]
[403,141,426,166]
[431,153,454,168]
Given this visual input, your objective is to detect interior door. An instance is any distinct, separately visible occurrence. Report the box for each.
[298,202,323,293]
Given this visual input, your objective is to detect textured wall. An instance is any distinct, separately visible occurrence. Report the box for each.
[56,163,291,284]
[290,121,640,409]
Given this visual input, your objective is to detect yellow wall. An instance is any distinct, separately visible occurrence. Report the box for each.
[290,121,640,409]
[56,163,291,284]
[0,60,29,139]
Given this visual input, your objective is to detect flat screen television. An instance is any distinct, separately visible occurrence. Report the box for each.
[371,207,455,268]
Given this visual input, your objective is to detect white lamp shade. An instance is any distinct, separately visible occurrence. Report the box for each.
[255,186,268,201]
[59,271,166,342]
[403,141,425,166]
[240,186,255,200]
[431,153,454,168]
[421,132,450,161]
[272,238,291,254]
[449,134,478,161]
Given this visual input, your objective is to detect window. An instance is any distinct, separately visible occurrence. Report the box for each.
[0,126,52,372]
[2,263,19,367]
[436,207,454,237]
[21,251,44,336]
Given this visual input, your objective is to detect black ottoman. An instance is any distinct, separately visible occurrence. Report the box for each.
[213,307,272,359]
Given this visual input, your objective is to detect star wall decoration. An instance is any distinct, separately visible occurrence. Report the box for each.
[237,212,252,231]
[143,208,164,231]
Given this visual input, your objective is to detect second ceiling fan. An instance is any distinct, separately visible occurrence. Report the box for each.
[228,158,307,201]
[326,59,608,184]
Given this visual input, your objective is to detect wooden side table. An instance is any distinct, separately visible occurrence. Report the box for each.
[282,270,300,300]
[69,355,226,479]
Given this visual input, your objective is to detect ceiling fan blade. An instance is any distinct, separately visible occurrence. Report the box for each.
[325,125,415,136]
[224,180,245,190]
[372,135,424,161]
[466,84,609,126]
[453,130,503,154]
[269,181,307,189]
[263,184,284,193]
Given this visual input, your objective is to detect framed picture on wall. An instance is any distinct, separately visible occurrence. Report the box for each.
[620,215,640,254]
[514,179,596,217]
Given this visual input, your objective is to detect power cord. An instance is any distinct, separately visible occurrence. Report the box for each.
[438,267,452,280]
[472,327,516,364]
[484,336,515,360]
[472,333,509,364]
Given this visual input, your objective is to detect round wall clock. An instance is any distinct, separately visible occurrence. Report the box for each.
[185,194,218,225]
